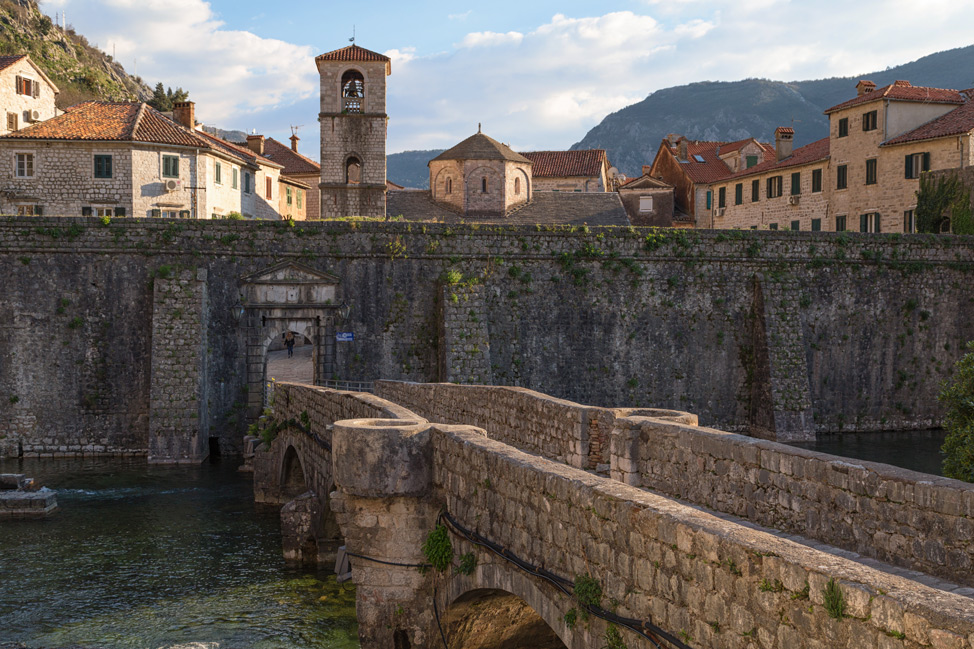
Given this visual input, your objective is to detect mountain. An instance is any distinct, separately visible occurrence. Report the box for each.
[0,0,151,107]
[387,149,444,189]
[572,45,974,176]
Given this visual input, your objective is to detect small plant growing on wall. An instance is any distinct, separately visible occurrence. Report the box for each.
[939,341,974,482]
[822,578,846,619]
[421,524,453,572]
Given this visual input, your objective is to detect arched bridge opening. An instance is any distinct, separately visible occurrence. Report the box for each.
[441,588,566,649]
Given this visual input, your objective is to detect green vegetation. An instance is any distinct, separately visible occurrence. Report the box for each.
[147,82,189,112]
[916,172,973,234]
[604,624,627,649]
[822,578,846,619]
[455,552,477,576]
[939,341,974,481]
[421,524,453,572]
[572,573,602,621]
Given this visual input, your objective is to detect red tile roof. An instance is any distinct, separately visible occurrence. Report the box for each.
[882,96,974,146]
[825,80,965,114]
[520,149,607,178]
[2,101,207,147]
[664,138,776,184]
[262,137,320,175]
[0,54,26,72]
[196,130,282,169]
[316,44,390,63]
[724,137,830,180]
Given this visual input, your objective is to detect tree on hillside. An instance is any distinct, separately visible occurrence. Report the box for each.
[939,342,974,482]
[149,82,170,111]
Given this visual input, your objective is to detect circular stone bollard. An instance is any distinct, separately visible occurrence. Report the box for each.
[332,418,432,497]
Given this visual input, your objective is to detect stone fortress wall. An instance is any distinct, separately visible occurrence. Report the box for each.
[1,216,973,458]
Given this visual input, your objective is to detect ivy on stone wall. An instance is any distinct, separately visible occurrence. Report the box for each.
[939,341,974,482]
[916,173,973,234]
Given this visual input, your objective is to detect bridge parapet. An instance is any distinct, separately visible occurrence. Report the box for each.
[375,380,695,471]
[611,415,974,588]
[433,424,974,649]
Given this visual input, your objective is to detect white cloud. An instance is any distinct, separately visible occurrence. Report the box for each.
[46,0,316,125]
[448,10,472,21]
[459,31,524,48]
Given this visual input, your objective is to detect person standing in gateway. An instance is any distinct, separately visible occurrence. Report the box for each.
[284,331,295,358]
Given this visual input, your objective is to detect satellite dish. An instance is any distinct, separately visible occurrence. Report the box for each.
[608,166,619,178]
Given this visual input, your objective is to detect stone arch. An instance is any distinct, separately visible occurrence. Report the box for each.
[514,167,531,202]
[341,68,366,113]
[260,320,317,407]
[345,154,363,184]
[438,562,575,649]
[280,443,309,499]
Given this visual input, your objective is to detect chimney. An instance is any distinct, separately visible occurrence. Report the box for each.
[856,80,876,96]
[642,165,653,176]
[666,133,680,146]
[774,127,794,161]
[246,134,265,156]
[678,139,688,162]
[172,101,195,129]
[289,134,299,152]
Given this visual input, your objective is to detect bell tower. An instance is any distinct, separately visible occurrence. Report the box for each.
[315,44,391,218]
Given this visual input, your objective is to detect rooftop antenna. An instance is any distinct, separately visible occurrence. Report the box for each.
[478,122,481,133]
[290,125,304,137]
[349,26,355,44]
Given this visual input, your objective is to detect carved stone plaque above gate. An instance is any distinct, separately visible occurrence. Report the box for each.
[240,260,340,311]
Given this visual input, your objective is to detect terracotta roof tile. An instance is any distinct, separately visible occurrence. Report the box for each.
[197,131,282,169]
[520,150,607,178]
[665,138,775,184]
[262,137,320,175]
[724,137,829,180]
[824,81,965,114]
[316,44,390,63]
[431,132,531,164]
[882,99,974,146]
[2,101,208,148]
[0,54,26,72]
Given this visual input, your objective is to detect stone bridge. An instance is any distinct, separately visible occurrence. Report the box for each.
[254,381,974,649]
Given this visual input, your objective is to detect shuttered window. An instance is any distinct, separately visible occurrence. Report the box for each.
[751,179,759,202]
[836,165,847,190]
[162,155,179,178]
[94,155,112,179]
[905,153,930,179]
[734,183,743,205]
[865,158,877,185]
[790,172,801,195]
[266,177,273,198]
[811,169,822,193]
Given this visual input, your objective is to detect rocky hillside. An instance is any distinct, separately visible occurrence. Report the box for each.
[572,45,974,176]
[0,0,151,108]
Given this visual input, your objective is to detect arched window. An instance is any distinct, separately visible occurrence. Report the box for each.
[481,177,488,193]
[514,177,520,195]
[346,157,361,184]
[341,70,364,113]
[446,177,452,194]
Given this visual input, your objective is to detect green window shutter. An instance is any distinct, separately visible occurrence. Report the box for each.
[718,187,726,208]
[735,183,742,205]
[751,179,759,202]
[179,210,190,218]
[791,172,800,195]
[905,154,912,178]
[811,218,821,232]
[81,206,92,216]
[114,207,125,217]
[768,223,777,230]
[790,220,799,231]
[860,214,868,232]
[705,191,711,210]
[922,152,930,172]
[875,214,881,233]
[151,208,161,218]
[34,205,43,216]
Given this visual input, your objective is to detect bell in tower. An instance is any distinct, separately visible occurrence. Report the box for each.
[315,44,391,218]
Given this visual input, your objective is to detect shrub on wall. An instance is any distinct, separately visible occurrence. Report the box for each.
[939,341,974,482]
[916,173,974,234]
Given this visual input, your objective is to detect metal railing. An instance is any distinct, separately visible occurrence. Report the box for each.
[320,379,375,393]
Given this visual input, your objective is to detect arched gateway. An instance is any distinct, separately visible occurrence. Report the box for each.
[239,260,347,418]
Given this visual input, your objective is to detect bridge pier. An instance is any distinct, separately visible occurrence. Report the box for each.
[331,417,438,648]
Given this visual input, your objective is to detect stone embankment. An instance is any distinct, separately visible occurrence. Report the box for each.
[0,473,57,518]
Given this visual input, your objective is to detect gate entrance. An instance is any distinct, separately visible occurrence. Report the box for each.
[239,261,346,418]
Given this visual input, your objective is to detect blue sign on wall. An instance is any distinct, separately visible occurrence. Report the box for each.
[336,332,354,342]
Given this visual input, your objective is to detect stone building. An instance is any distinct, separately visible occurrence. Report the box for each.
[709,130,830,231]
[648,135,775,226]
[278,176,310,220]
[616,173,676,226]
[262,135,320,219]
[824,80,974,233]
[428,129,533,217]
[0,100,287,219]
[0,54,58,135]
[521,149,610,192]
[316,44,390,219]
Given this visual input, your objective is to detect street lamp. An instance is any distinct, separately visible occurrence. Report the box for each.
[337,300,351,325]
[231,298,246,323]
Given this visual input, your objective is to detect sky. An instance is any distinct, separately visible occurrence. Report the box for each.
[38,0,974,160]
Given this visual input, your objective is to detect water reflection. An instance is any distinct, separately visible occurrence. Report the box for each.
[0,457,359,649]
[789,429,947,476]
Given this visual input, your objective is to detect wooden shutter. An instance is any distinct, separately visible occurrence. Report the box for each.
[34,205,43,216]
[860,214,867,232]
[150,208,161,218]
[15,75,21,94]
[179,210,190,218]
[82,206,92,216]
[32,80,38,98]
[905,154,912,178]
[874,214,881,233]
[922,152,930,172]
[114,207,126,217]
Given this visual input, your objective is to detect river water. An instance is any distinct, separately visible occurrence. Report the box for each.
[0,457,359,649]
[789,429,947,477]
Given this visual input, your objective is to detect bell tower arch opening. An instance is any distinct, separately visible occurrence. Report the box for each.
[316,44,392,219]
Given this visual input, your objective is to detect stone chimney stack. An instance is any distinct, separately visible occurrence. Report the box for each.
[246,134,265,156]
[289,134,300,152]
[775,127,794,161]
[172,101,195,130]
[856,80,876,96]
[678,139,688,162]
[642,165,653,176]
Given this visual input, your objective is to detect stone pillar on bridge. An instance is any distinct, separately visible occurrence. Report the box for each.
[331,417,438,649]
